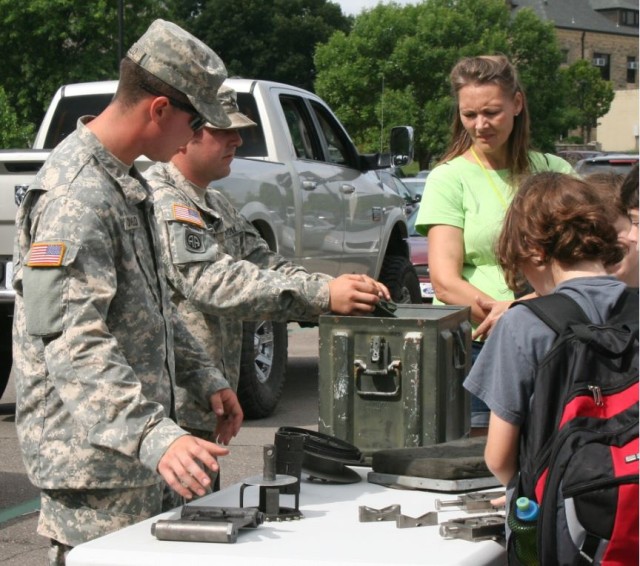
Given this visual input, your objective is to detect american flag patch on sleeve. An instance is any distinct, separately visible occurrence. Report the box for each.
[27,242,66,267]
[172,204,204,228]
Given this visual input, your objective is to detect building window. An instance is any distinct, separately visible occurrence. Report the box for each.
[560,49,569,64]
[628,56,638,84]
[593,52,611,81]
[620,9,639,27]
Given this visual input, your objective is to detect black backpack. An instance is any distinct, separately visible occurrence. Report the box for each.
[509,290,639,566]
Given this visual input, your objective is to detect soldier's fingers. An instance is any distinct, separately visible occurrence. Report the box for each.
[190,438,227,472]
[160,466,195,500]
[347,300,377,315]
[168,451,212,497]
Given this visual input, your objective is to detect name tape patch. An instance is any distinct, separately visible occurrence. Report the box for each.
[172,204,204,228]
[27,242,66,267]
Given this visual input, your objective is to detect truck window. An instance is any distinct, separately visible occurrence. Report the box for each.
[308,100,353,167]
[279,96,320,160]
[236,93,267,158]
[43,93,113,149]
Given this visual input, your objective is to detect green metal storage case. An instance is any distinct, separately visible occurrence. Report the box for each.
[318,304,471,457]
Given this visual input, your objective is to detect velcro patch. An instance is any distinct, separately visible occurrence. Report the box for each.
[123,215,141,230]
[27,242,66,267]
[172,204,204,228]
[184,227,205,253]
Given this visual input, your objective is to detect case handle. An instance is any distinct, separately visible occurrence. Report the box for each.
[353,359,401,397]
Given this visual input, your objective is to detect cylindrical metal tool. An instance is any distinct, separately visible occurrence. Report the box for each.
[275,429,305,495]
[263,444,276,481]
[151,520,238,543]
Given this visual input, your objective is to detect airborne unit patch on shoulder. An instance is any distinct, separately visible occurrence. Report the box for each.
[172,203,204,228]
[27,242,66,267]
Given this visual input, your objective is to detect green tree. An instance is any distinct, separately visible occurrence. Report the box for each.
[172,0,351,91]
[0,0,172,132]
[0,87,34,148]
[508,8,567,152]
[315,0,566,168]
[562,59,615,143]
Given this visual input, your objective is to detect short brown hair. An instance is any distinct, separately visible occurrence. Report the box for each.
[585,171,626,216]
[115,57,193,109]
[497,172,625,292]
[621,163,639,210]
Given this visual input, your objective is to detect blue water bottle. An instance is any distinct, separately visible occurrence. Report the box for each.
[507,496,539,565]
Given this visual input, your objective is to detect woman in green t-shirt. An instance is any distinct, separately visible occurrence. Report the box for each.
[415,55,573,434]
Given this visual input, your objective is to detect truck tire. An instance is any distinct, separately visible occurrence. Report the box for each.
[379,255,422,304]
[237,320,288,419]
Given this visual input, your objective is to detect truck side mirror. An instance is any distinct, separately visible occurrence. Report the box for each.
[390,126,414,166]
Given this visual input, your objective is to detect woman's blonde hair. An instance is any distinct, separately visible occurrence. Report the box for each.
[440,55,532,180]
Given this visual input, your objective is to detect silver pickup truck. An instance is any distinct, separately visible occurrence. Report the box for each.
[0,78,419,416]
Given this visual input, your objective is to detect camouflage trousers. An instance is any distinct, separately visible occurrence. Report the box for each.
[39,483,164,565]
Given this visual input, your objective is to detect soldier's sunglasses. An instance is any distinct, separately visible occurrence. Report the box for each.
[140,84,206,132]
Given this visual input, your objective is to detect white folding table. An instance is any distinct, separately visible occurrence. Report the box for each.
[67,468,507,566]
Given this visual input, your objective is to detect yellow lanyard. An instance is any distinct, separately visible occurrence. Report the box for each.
[470,147,509,211]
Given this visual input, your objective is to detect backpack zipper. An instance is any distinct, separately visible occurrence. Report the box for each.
[563,473,639,498]
[587,385,603,406]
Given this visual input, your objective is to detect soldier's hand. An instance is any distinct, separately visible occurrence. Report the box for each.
[210,388,243,445]
[158,435,229,499]
[328,274,390,315]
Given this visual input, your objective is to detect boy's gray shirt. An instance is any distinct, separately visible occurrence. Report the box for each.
[464,276,627,426]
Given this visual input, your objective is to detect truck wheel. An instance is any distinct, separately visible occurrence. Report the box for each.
[237,320,288,419]
[379,255,422,304]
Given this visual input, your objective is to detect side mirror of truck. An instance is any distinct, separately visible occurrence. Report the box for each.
[390,126,414,167]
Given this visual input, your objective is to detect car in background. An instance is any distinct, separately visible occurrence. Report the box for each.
[415,169,431,178]
[375,170,421,214]
[405,207,433,302]
[575,154,639,177]
[402,177,427,200]
[556,149,604,166]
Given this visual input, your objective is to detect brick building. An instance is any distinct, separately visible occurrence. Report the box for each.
[511,0,639,151]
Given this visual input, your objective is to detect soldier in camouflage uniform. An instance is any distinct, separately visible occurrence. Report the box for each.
[11,20,243,565]
[145,85,389,448]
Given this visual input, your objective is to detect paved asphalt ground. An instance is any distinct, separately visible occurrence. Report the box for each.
[0,324,321,565]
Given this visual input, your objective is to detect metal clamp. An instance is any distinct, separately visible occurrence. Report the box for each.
[358,505,438,529]
[396,511,438,529]
[151,506,265,544]
[435,491,505,513]
[439,515,505,542]
[359,504,400,522]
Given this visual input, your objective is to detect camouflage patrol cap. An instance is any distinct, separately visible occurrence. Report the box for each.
[127,19,231,129]
[206,85,257,130]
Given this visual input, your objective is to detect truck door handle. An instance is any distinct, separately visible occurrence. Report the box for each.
[340,184,355,194]
[302,181,317,191]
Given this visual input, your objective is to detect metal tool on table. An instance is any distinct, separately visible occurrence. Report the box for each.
[358,504,438,529]
[435,490,506,512]
[359,504,401,523]
[239,444,303,521]
[151,506,264,544]
[439,514,506,543]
